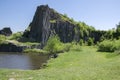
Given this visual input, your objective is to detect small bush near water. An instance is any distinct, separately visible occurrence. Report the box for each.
[44,36,63,54]
[98,39,120,52]
[44,35,72,54]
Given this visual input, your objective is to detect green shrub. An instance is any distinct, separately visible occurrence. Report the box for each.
[8,32,23,40]
[87,38,94,46]
[70,44,82,51]
[98,40,120,52]
[114,49,120,54]
[79,39,84,46]
[63,43,72,52]
[44,35,64,54]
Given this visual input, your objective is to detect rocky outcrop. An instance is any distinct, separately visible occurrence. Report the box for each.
[23,5,104,47]
[29,5,51,44]
[0,27,12,36]
[23,5,78,47]
[50,21,76,43]
[23,5,51,47]
[0,42,41,52]
[0,43,23,52]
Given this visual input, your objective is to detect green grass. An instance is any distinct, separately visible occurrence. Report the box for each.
[0,46,120,80]
[23,49,48,54]
[50,20,56,23]
[3,40,40,46]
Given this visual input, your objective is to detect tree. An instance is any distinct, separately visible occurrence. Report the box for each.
[116,22,120,33]
[116,22,120,39]
[104,30,113,39]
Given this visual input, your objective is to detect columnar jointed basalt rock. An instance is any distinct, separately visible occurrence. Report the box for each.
[23,5,79,47]
[50,21,75,43]
[28,5,51,46]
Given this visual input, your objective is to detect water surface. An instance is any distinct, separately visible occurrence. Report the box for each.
[0,52,48,70]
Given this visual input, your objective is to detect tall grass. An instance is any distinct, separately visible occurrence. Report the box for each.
[23,49,48,54]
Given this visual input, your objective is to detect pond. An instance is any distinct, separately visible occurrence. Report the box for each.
[0,53,49,70]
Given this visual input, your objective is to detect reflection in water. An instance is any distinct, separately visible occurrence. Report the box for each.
[0,53,48,70]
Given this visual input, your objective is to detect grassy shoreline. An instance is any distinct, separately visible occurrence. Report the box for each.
[0,46,120,80]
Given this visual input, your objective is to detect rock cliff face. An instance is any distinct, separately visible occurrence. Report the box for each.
[29,5,50,45]
[50,21,76,42]
[23,5,77,46]
[23,5,102,47]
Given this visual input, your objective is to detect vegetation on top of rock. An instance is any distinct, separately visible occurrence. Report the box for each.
[49,20,56,23]
[8,32,23,40]
[60,14,76,23]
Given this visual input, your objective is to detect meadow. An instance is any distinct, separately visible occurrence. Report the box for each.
[0,46,120,80]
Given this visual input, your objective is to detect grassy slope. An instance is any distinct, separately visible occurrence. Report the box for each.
[0,46,120,80]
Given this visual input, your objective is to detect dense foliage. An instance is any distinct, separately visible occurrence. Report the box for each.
[87,38,94,46]
[44,35,64,53]
[97,22,120,53]
[98,39,120,52]
[43,35,83,54]
[8,32,23,40]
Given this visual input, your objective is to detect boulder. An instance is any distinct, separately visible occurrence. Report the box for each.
[0,42,23,52]
[0,27,12,36]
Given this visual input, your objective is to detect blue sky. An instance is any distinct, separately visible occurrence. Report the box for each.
[0,0,120,32]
